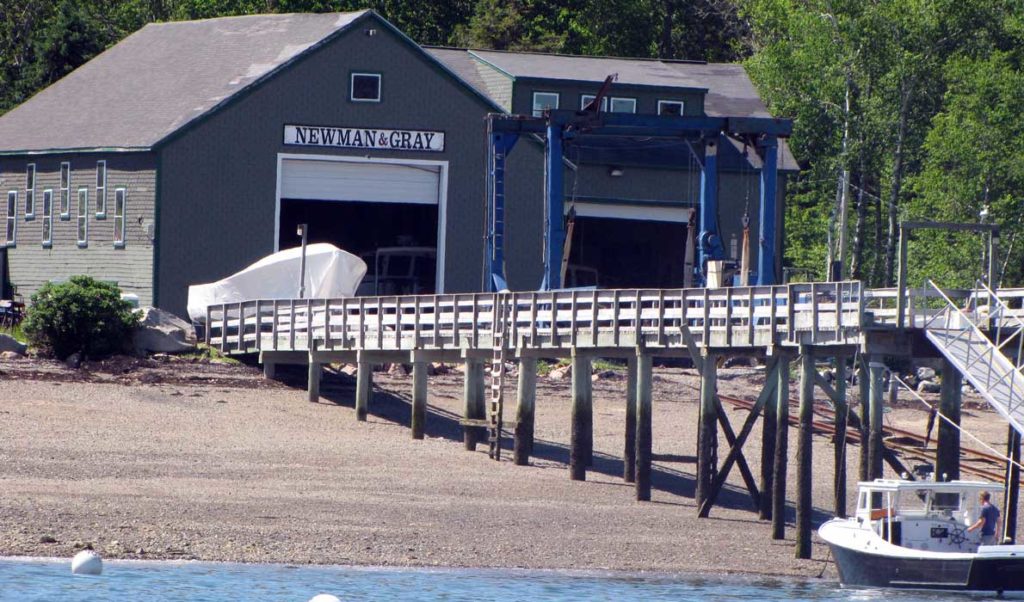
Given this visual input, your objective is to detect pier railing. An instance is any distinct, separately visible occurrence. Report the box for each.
[205,281,864,354]
[864,286,1024,328]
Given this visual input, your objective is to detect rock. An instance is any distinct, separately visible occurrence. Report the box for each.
[591,370,617,382]
[916,366,937,381]
[340,364,358,377]
[39,535,57,544]
[388,363,411,376]
[131,307,197,355]
[548,364,571,380]
[431,362,449,375]
[917,380,941,393]
[65,353,82,369]
[0,350,23,360]
[819,369,835,383]
[138,372,160,384]
[0,333,27,355]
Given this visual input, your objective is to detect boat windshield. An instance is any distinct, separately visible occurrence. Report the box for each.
[931,491,961,512]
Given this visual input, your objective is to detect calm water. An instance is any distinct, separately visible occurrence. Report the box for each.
[0,558,1014,601]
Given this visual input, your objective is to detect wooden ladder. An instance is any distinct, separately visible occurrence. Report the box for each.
[488,293,508,460]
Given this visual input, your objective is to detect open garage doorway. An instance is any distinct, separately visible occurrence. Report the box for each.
[565,204,690,289]
[276,155,446,294]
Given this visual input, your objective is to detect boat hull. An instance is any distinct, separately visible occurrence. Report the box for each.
[828,542,1024,592]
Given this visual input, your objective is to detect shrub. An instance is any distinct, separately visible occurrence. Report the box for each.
[22,276,139,360]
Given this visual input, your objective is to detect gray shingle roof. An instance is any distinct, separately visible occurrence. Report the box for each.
[424,47,501,107]
[0,11,368,153]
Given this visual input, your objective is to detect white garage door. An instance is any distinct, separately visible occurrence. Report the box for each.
[280,158,441,204]
[570,200,690,223]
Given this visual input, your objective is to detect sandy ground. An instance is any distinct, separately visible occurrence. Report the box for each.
[0,354,1018,579]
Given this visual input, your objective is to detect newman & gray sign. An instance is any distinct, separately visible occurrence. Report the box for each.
[284,124,445,152]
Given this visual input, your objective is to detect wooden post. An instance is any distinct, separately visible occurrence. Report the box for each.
[858,356,870,482]
[635,351,653,501]
[760,356,778,521]
[868,359,885,480]
[355,353,372,422]
[936,357,962,480]
[696,352,719,511]
[624,355,638,483]
[411,359,427,440]
[772,354,790,540]
[570,353,593,481]
[1004,425,1021,543]
[307,341,320,403]
[514,357,537,466]
[796,348,814,559]
[833,355,849,518]
[463,360,485,450]
[263,361,276,380]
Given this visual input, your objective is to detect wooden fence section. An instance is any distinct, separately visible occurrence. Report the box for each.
[864,287,1024,328]
[205,281,866,354]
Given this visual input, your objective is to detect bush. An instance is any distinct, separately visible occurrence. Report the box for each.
[22,276,139,360]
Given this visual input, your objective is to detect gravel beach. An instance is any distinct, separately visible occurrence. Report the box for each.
[0,354,1017,579]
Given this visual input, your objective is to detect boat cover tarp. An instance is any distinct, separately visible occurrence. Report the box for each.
[187,243,366,321]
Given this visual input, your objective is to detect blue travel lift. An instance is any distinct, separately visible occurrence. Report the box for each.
[484,104,792,292]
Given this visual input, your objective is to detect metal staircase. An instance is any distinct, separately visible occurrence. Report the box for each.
[488,294,509,459]
[923,280,1024,434]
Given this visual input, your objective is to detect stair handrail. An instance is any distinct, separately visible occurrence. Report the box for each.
[975,281,1024,409]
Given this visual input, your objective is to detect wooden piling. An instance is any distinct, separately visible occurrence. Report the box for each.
[759,357,778,521]
[635,352,653,501]
[355,354,372,422]
[796,349,814,559]
[570,354,593,481]
[868,360,885,479]
[307,341,320,403]
[463,360,485,450]
[1004,425,1021,543]
[696,352,719,511]
[772,354,790,540]
[411,359,427,440]
[263,361,276,380]
[936,357,962,480]
[514,357,537,466]
[858,357,869,482]
[833,355,849,518]
[624,355,638,483]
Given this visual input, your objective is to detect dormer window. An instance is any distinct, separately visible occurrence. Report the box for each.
[532,92,559,117]
[351,73,381,102]
[658,100,685,116]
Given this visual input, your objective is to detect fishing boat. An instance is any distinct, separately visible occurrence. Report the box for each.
[818,473,1024,592]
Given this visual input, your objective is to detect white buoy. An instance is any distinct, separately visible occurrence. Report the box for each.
[71,550,103,575]
[308,595,341,602]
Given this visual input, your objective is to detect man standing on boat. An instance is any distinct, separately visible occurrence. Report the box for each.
[967,491,1000,545]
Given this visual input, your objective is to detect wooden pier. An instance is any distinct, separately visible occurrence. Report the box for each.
[204,281,1024,559]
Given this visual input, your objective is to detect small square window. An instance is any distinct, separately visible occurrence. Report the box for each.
[610,97,636,113]
[351,73,381,102]
[658,100,685,116]
[580,94,608,112]
[532,92,559,117]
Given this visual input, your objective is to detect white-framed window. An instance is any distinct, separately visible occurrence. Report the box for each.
[59,161,71,220]
[532,92,559,117]
[41,189,53,247]
[77,187,89,247]
[580,94,608,111]
[658,100,685,116]
[5,191,16,246]
[350,72,381,102]
[95,160,107,218]
[113,187,126,247]
[610,97,637,113]
[25,163,35,219]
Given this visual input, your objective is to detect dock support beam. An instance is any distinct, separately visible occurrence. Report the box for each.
[307,341,320,402]
[463,360,485,450]
[355,353,372,421]
[635,351,653,501]
[868,360,885,480]
[1004,425,1021,543]
[833,356,849,518]
[696,352,719,511]
[772,354,790,540]
[624,356,638,483]
[858,357,870,482]
[411,358,427,440]
[263,361,276,380]
[570,354,593,481]
[796,349,814,559]
[936,357,962,481]
[759,355,778,521]
[542,123,565,290]
[514,357,537,466]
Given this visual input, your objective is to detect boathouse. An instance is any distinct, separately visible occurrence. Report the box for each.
[0,10,794,317]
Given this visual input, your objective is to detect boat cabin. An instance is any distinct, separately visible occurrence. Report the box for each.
[855,478,998,553]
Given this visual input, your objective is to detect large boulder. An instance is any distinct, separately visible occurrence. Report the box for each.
[131,307,197,354]
[0,333,27,355]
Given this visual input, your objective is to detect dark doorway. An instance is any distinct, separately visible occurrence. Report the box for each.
[567,216,688,288]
